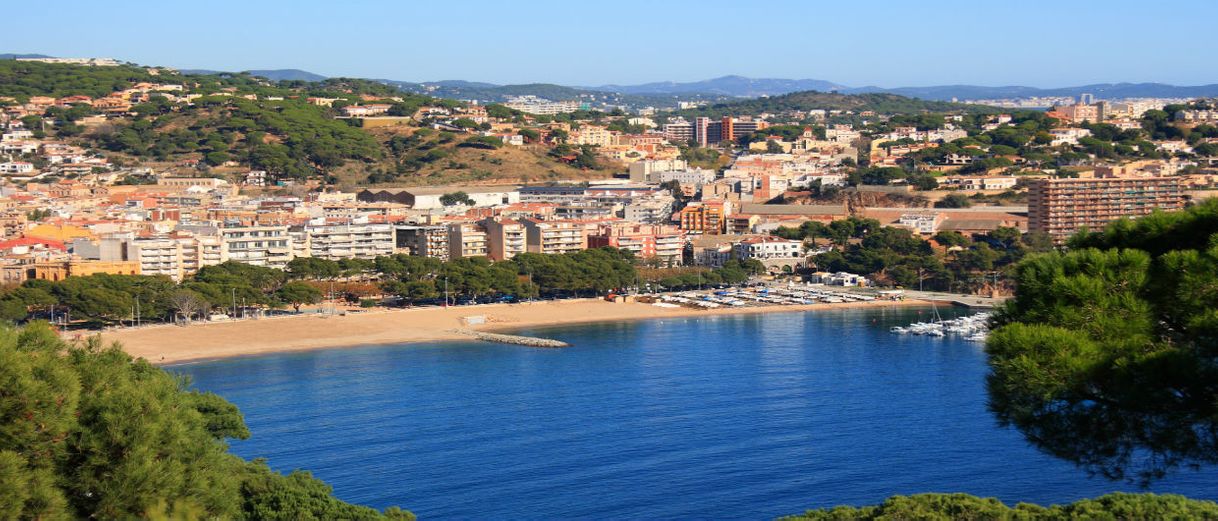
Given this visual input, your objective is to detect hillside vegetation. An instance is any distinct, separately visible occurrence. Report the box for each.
[94,96,382,181]
[348,126,617,187]
[0,61,163,99]
[2,61,616,186]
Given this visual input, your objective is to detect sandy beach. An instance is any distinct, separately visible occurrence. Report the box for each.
[99,298,929,365]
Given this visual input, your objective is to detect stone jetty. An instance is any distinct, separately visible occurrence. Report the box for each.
[451,328,570,348]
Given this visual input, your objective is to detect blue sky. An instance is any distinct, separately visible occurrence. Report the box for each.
[5,0,1215,87]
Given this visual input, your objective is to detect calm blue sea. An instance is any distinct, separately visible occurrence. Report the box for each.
[174,307,1218,520]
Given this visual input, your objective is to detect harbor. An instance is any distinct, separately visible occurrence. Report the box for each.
[890,311,993,342]
[644,283,886,310]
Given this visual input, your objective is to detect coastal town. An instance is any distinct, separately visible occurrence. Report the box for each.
[0,56,1212,336]
[1,60,1208,307]
[8,2,1218,520]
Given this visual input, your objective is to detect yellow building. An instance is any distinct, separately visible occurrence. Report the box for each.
[31,259,141,282]
[27,223,95,242]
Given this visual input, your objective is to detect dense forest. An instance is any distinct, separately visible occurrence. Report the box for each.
[0,61,164,99]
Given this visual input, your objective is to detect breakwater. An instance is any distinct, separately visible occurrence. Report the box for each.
[450,328,570,348]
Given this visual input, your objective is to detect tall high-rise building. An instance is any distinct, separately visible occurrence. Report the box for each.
[695,117,712,147]
[1028,177,1184,242]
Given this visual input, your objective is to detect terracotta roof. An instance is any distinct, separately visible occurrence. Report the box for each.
[0,236,66,251]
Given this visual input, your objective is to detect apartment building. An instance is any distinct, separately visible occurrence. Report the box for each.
[693,116,768,146]
[502,96,581,115]
[447,223,489,258]
[481,218,527,261]
[221,225,294,269]
[1176,110,1218,123]
[124,238,188,280]
[588,223,685,266]
[655,168,716,187]
[1048,102,1102,124]
[304,222,395,260]
[624,199,675,224]
[178,235,223,276]
[628,159,688,183]
[522,218,587,255]
[677,201,730,234]
[394,225,450,260]
[663,120,694,144]
[1027,177,1184,242]
[571,127,615,147]
[69,234,221,282]
[519,185,589,204]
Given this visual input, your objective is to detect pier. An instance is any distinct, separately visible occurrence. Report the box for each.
[451,328,570,348]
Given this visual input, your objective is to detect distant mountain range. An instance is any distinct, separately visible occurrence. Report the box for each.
[259,70,1218,103]
[589,75,849,97]
[9,54,1218,103]
[178,68,327,82]
[0,53,53,60]
[848,83,1218,101]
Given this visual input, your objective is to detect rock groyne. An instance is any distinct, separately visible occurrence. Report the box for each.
[451,329,570,348]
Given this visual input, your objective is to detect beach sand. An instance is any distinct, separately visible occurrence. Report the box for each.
[99,298,928,365]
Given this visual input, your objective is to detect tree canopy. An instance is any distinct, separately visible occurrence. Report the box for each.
[0,322,413,520]
[988,199,1218,484]
[783,493,1218,520]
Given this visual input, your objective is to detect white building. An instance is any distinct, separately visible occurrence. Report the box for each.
[628,159,690,183]
[0,162,35,174]
[1049,128,1092,146]
[503,96,581,115]
[305,221,394,260]
[732,237,803,261]
[897,212,944,234]
[655,168,716,187]
[221,225,294,269]
[624,199,675,224]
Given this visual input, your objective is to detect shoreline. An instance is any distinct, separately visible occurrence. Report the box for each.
[98,298,932,366]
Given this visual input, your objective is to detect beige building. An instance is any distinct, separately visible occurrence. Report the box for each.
[448,223,489,259]
[522,218,587,255]
[481,218,527,261]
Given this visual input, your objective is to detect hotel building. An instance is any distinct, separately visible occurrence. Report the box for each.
[1027,177,1184,242]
